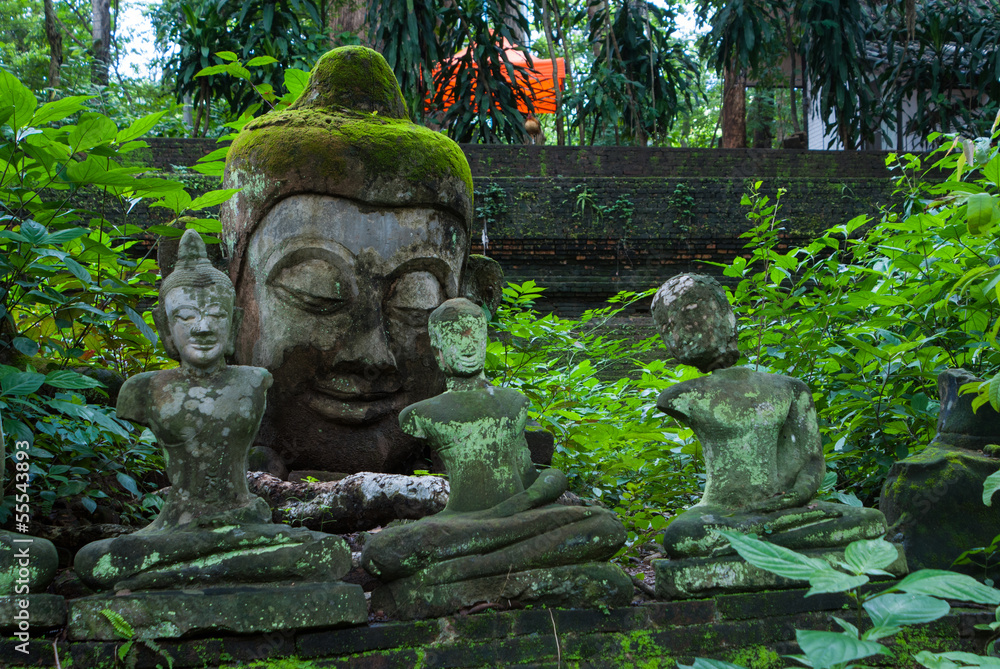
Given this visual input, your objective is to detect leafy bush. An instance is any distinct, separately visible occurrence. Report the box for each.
[718,123,1000,501]
[0,71,237,525]
[487,281,707,549]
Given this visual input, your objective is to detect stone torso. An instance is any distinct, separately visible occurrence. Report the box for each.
[400,386,530,513]
[657,367,811,509]
[118,366,273,530]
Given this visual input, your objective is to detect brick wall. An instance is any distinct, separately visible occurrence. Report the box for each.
[3,588,988,668]
[141,139,900,313]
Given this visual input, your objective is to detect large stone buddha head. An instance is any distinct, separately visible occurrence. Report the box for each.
[221,46,475,474]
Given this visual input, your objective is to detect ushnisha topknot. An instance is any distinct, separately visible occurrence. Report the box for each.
[160,229,235,300]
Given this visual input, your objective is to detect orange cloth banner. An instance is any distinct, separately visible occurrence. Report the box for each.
[429,40,566,115]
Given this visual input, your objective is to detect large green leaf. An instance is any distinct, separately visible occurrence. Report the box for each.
[916,651,1000,669]
[116,110,168,144]
[894,569,1000,605]
[68,113,119,151]
[984,155,1000,188]
[795,630,890,669]
[717,529,830,580]
[44,370,104,390]
[805,570,869,597]
[148,189,193,214]
[984,470,1000,507]
[189,188,241,210]
[1,372,46,396]
[863,593,950,628]
[284,68,310,99]
[842,538,899,574]
[64,157,137,187]
[966,193,996,236]
[0,69,38,130]
[32,96,93,126]
[677,660,746,669]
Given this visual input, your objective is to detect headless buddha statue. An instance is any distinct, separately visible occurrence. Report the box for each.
[653,274,887,559]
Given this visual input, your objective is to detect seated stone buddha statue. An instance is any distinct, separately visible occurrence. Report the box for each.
[653,274,888,560]
[361,298,632,619]
[74,230,352,592]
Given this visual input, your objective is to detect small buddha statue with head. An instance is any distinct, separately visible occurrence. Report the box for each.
[74,230,353,592]
[360,298,632,618]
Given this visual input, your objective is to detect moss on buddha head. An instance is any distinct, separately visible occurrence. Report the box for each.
[221,46,473,284]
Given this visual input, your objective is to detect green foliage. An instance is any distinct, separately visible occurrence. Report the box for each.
[101,608,175,669]
[151,0,328,132]
[488,281,705,548]
[715,128,1000,500]
[431,0,536,144]
[870,0,1000,142]
[0,70,236,525]
[797,0,875,149]
[715,530,1000,669]
[570,0,700,145]
[365,0,441,121]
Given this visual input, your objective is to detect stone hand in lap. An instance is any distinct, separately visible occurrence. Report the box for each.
[653,274,886,559]
[74,231,350,592]
[361,299,630,617]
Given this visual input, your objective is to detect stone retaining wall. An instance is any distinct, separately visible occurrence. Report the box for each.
[2,587,990,669]
[135,141,902,313]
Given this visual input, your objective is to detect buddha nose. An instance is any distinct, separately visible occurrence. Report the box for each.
[335,315,397,378]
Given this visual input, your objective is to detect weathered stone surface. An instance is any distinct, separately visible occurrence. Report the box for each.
[362,299,628,617]
[0,594,66,631]
[67,582,367,640]
[221,46,502,476]
[654,545,907,599]
[652,274,890,568]
[248,471,449,532]
[881,370,1000,578]
[371,563,633,620]
[0,532,58,595]
[73,230,356,593]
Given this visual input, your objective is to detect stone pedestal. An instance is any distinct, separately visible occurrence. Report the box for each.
[654,545,908,600]
[68,582,367,640]
[0,594,66,632]
[371,563,633,620]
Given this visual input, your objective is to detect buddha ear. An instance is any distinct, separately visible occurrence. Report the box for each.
[460,254,504,317]
[152,303,180,361]
[227,306,244,357]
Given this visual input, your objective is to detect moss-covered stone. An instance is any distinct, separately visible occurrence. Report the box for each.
[222,46,473,287]
[654,545,906,599]
[67,581,366,640]
[880,368,1000,578]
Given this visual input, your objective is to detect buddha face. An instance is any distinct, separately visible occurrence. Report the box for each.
[163,284,234,371]
[238,194,469,473]
[430,306,488,378]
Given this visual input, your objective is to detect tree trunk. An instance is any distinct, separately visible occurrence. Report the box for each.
[44,0,63,90]
[327,0,368,46]
[540,0,564,145]
[785,17,800,134]
[551,0,583,145]
[91,0,111,86]
[721,64,747,148]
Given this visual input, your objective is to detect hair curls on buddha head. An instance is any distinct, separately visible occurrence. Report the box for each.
[154,230,240,361]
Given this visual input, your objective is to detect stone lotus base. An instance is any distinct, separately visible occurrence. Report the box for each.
[67,582,367,640]
[0,594,66,632]
[371,562,633,620]
[654,545,908,600]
